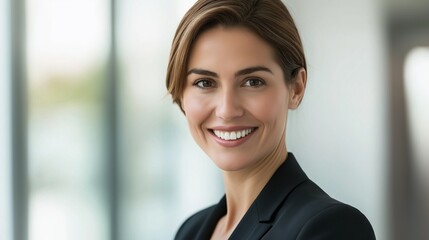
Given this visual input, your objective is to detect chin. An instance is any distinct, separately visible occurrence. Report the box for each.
[210,152,257,172]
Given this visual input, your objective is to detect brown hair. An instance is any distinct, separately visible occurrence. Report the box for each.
[166,0,306,109]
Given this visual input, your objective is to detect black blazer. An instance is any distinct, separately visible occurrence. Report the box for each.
[175,153,376,239]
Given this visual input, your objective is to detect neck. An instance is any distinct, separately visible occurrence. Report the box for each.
[221,136,288,230]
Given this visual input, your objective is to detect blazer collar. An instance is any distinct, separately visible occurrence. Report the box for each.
[254,153,308,222]
[196,153,308,240]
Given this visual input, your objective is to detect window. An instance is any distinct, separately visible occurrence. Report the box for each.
[26,0,110,239]
[404,46,429,238]
[404,47,429,169]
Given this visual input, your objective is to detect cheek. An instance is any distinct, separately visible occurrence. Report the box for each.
[249,90,288,124]
[182,92,211,125]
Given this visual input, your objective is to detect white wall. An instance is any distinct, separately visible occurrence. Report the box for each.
[284,0,387,239]
[0,0,12,239]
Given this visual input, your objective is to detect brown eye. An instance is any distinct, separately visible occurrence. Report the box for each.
[243,78,265,87]
[194,79,215,89]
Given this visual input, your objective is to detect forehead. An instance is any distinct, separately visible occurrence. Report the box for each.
[187,26,279,73]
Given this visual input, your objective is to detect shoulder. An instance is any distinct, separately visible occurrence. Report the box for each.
[174,205,215,240]
[296,203,376,240]
[272,180,375,239]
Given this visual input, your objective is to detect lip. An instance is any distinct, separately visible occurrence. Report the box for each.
[208,126,258,147]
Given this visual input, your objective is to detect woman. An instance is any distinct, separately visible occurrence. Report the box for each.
[166,0,376,239]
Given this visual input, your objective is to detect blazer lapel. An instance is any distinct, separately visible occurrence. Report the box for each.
[228,205,272,240]
[229,153,308,240]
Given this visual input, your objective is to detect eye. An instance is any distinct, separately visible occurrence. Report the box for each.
[194,79,215,89]
[242,78,265,88]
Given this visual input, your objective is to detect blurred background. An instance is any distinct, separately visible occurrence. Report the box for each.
[1,0,428,239]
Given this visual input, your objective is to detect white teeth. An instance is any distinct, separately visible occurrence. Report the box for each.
[224,132,230,140]
[230,132,237,140]
[213,128,255,141]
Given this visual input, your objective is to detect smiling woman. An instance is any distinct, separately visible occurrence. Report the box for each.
[166,0,376,239]
[182,26,294,173]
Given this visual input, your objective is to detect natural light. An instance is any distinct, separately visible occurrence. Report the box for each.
[404,47,429,183]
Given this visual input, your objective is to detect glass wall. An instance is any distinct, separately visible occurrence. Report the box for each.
[26,0,110,239]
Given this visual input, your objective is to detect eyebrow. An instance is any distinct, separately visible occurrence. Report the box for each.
[187,69,218,77]
[186,66,273,78]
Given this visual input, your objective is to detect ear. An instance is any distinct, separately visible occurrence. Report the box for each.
[288,68,307,109]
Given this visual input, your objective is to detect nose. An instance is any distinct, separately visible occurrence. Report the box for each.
[215,88,244,121]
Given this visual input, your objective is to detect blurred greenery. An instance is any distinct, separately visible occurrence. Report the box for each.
[29,65,105,111]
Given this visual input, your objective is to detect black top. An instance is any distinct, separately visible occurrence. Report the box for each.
[175,153,376,239]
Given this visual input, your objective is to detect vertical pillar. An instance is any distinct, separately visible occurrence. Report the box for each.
[10,0,28,239]
[107,0,120,239]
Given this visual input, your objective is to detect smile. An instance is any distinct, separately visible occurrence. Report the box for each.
[211,128,257,141]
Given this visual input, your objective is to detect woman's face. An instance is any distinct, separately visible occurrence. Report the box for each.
[182,26,294,172]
